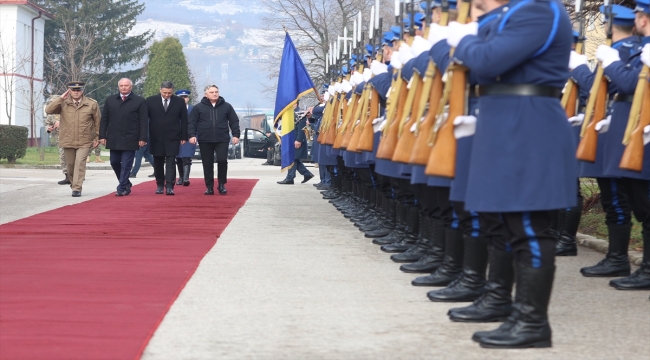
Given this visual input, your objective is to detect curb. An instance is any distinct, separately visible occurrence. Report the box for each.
[577,232,643,266]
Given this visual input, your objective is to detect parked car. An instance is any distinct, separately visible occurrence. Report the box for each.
[242,128,271,158]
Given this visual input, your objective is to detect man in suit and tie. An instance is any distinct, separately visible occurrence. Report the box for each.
[146,81,189,195]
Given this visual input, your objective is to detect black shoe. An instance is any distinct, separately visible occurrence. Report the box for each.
[277,179,294,184]
[477,265,555,349]
[205,188,214,195]
[115,190,124,196]
[218,183,227,195]
[148,173,155,178]
[262,162,273,165]
[412,227,464,287]
[156,185,164,194]
[165,187,175,195]
[555,200,582,256]
[71,191,81,197]
[58,178,71,185]
[372,229,406,245]
[400,253,444,273]
[580,223,632,277]
[122,188,131,196]
[609,264,650,290]
[129,174,136,178]
[175,178,183,186]
[301,173,314,183]
[381,237,417,253]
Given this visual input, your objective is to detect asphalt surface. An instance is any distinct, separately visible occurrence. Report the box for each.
[1,158,648,360]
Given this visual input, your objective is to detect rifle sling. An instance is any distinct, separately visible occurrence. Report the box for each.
[475,84,562,98]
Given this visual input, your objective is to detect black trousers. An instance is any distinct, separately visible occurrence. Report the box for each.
[199,141,229,188]
[176,157,192,167]
[389,177,416,205]
[596,177,632,226]
[483,211,556,268]
[620,177,650,235]
[154,155,176,187]
[452,201,510,247]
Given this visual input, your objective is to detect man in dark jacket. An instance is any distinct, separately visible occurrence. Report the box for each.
[277,113,314,185]
[188,85,240,195]
[146,81,189,195]
[100,78,148,196]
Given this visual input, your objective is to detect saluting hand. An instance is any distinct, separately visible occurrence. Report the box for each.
[61,89,71,100]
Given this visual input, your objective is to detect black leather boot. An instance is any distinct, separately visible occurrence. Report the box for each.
[382,204,420,253]
[477,265,555,349]
[391,214,431,263]
[427,235,488,302]
[365,198,396,238]
[400,218,447,273]
[182,164,191,186]
[449,248,514,322]
[412,227,464,287]
[175,159,184,186]
[357,192,387,230]
[373,202,407,245]
[580,223,631,277]
[556,197,582,256]
[610,229,650,290]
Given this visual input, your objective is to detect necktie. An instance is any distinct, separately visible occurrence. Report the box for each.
[164,99,168,111]
[121,95,126,102]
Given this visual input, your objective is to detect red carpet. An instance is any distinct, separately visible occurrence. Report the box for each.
[0,179,257,360]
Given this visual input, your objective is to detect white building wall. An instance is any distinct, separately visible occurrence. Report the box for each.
[0,4,49,140]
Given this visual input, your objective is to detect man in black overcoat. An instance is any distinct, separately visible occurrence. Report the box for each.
[146,81,189,195]
[100,78,148,196]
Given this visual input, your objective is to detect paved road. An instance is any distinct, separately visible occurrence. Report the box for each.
[1,158,648,360]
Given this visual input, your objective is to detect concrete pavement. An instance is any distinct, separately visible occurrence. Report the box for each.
[1,158,648,359]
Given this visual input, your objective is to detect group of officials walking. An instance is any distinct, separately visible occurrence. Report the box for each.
[45,79,240,197]
[307,0,650,350]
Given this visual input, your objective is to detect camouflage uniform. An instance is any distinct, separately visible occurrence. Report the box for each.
[44,101,67,176]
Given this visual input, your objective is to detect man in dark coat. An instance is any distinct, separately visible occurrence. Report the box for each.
[100,78,148,196]
[175,89,195,186]
[277,112,314,185]
[188,85,240,195]
[146,81,189,195]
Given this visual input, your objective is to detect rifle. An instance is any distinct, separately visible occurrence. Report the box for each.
[410,2,449,165]
[425,0,471,178]
[561,0,585,118]
[619,66,650,172]
[347,83,370,152]
[576,0,613,162]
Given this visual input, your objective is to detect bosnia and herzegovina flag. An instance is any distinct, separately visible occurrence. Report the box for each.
[274,32,315,172]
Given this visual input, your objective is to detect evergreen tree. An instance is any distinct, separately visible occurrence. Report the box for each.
[143,37,191,98]
[35,0,153,102]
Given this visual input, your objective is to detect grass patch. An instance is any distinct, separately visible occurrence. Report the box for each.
[0,147,106,166]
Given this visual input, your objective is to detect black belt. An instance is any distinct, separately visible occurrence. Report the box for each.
[475,84,562,98]
[613,93,634,103]
[577,105,586,113]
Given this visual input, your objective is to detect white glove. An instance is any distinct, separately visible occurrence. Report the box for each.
[641,44,650,68]
[568,113,585,127]
[595,115,611,134]
[409,116,426,133]
[370,61,388,75]
[596,45,620,68]
[323,92,330,101]
[398,45,415,64]
[427,23,448,45]
[327,86,335,96]
[362,68,372,81]
[569,51,587,70]
[391,53,403,70]
[644,125,650,146]
[446,21,478,48]
[453,115,477,139]
[375,118,387,133]
[341,80,352,93]
[334,82,342,93]
[372,116,384,124]
[411,36,432,57]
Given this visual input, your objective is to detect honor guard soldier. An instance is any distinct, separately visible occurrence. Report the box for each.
[448,0,575,348]
[175,89,195,186]
[580,0,650,290]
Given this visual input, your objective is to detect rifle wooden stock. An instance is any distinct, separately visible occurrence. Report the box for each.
[377,78,408,159]
[357,88,380,152]
[393,72,425,163]
[619,66,650,172]
[576,76,608,162]
[317,97,334,145]
[347,86,370,152]
[334,94,357,149]
[332,97,348,148]
[561,42,584,118]
[410,65,443,165]
[341,93,363,149]
[425,65,467,177]
[323,94,342,145]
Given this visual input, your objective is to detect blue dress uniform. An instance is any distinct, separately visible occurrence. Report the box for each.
[174,89,195,186]
[453,0,574,348]
[583,0,650,290]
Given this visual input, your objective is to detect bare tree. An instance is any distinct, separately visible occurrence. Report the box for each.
[244,101,257,117]
[0,31,31,125]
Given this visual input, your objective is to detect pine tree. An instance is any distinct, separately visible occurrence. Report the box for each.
[143,37,191,98]
[35,0,153,102]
